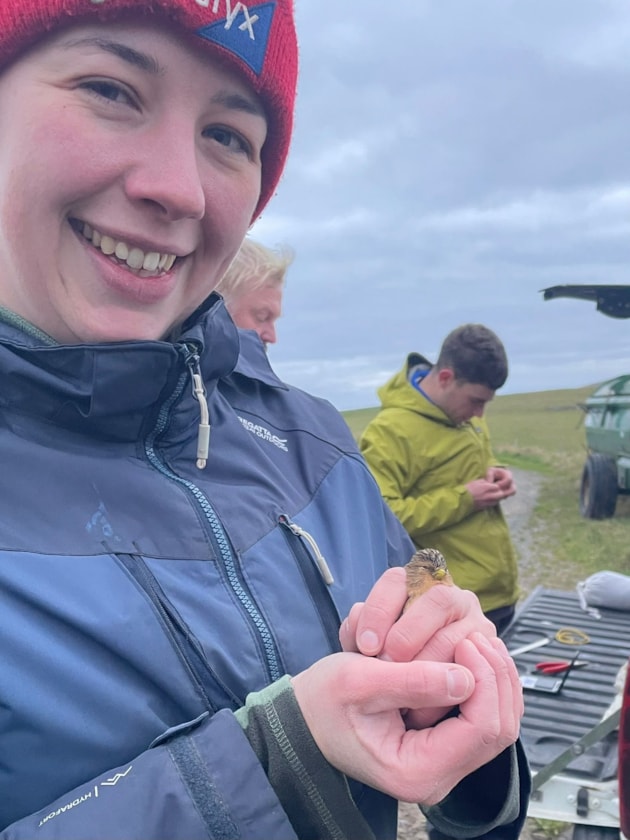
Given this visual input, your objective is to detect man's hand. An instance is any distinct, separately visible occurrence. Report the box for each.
[487,466,516,496]
[291,634,523,805]
[467,468,515,510]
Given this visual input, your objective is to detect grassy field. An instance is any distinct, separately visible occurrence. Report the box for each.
[342,383,630,591]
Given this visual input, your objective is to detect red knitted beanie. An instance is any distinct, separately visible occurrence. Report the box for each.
[0,1,297,219]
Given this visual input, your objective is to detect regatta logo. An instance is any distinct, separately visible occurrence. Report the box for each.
[238,416,288,451]
[88,1,276,76]
[38,767,133,827]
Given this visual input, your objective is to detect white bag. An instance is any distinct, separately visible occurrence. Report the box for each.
[577,570,630,618]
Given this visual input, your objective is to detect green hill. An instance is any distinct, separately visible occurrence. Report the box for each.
[343,384,595,468]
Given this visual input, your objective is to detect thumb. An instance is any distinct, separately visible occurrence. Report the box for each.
[352,659,475,714]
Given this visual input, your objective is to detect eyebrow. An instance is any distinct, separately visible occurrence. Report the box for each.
[61,36,266,118]
[210,90,265,119]
[62,36,163,75]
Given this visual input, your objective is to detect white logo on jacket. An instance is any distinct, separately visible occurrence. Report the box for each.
[38,767,133,827]
[238,416,288,451]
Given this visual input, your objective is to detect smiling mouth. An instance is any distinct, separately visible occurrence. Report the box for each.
[74,220,178,276]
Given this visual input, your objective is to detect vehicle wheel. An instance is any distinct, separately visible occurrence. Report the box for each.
[580,453,618,519]
[572,824,620,840]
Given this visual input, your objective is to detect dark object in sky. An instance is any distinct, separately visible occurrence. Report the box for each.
[541,284,630,318]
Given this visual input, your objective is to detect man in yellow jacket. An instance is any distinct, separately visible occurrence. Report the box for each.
[360,323,519,635]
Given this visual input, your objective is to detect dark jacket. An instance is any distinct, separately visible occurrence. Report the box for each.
[0,299,528,839]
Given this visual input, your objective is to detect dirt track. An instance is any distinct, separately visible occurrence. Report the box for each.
[396,468,557,840]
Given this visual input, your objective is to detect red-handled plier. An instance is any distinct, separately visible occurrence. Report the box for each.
[535,659,589,674]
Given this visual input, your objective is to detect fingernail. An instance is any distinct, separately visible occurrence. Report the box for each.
[359,629,380,654]
[447,667,472,699]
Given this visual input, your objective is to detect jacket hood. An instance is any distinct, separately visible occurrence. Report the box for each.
[378,352,453,426]
[0,294,241,440]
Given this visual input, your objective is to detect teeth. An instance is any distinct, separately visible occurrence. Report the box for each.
[79,222,177,274]
[143,252,160,272]
[100,235,116,256]
[127,247,145,270]
[114,241,129,260]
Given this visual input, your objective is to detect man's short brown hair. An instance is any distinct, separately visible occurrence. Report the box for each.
[436,324,508,391]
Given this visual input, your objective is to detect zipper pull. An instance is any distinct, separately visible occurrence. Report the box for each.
[280,516,334,585]
[185,348,210,470]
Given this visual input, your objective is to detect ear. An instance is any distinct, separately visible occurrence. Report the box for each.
[437,367,456,387]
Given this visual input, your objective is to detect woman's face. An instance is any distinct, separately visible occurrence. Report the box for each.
[0,21,267,344]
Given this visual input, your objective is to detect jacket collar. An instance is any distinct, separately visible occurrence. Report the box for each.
[232,328,289,391]
[0,295,240,438]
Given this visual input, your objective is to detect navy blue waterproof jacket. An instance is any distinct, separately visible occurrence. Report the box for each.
[0,297,527,839]
[0,296,419,838]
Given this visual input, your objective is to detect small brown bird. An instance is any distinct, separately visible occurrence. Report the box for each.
[404,548,454,612]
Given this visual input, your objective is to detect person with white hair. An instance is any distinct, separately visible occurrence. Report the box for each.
[217,238,293,348]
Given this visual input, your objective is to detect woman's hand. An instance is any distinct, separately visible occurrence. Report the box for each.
[339,566,504,726]
[291,633,523,805]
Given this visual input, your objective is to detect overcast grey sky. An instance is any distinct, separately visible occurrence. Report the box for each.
[250,0,630,410]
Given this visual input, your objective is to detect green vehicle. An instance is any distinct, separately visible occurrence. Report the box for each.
[543,284,630,519]
[580,374,630,519]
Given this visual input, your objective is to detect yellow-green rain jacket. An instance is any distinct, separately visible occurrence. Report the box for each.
[359,353,518,613]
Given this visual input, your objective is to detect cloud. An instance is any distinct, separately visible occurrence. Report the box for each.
[298,140,369,182]
[409,184,630,242]
[252,207,378,243]
[251,1,630,412]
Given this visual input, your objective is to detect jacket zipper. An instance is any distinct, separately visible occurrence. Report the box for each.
[184,348,211,470]
[117,553,243,711]
[141,345,284,686]
[279,514,342,653]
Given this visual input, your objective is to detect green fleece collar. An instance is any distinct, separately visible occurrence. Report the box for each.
[0,306,57,346]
